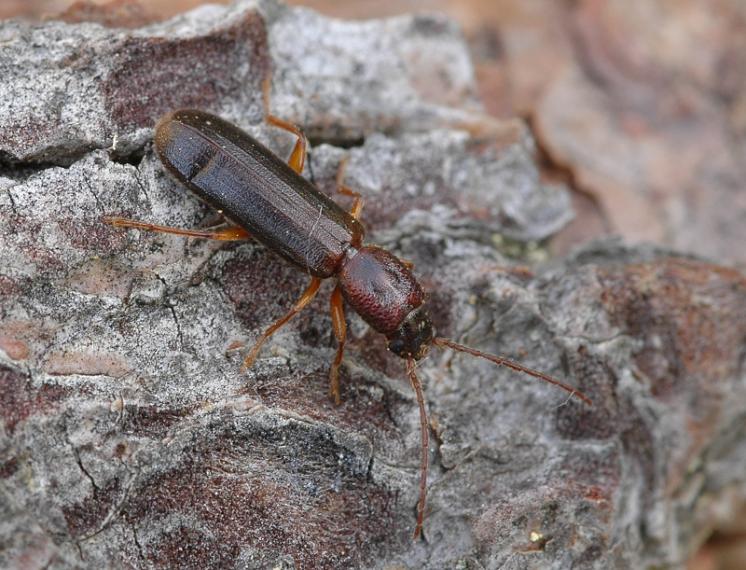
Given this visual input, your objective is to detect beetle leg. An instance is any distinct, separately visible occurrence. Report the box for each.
[336,158,363,220]
[266,115,308,174]
[329,284,347,406]
[241,277,323,371]
[103,216,251,241]
[263,77,307,174]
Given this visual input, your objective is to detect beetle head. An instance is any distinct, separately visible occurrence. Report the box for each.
[386,305,434,360]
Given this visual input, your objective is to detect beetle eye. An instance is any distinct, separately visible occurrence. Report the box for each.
[388,338,405,355]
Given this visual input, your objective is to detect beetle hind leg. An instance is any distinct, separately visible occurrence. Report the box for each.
[241,277,322,372]
[104,216,251,241]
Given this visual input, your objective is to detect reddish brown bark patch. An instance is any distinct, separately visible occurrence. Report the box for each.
[57,217,129,255]
[220,247,310,332]
[0,335,30,361]
[102,10,269,130]
[0,275,22,297]
[62,479,123,538]
[0,456,19,479]
[58,0,159,28]
[122,423,397,568]
[0,365,71,435]
[598,259,746,403]
[147,526,240,570]
[251,368,402,438]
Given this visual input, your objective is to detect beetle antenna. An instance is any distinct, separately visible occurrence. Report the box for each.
[406,356,429,541]
[432,337,592,406]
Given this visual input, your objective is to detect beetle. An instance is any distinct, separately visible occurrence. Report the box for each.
[104,101,591,540]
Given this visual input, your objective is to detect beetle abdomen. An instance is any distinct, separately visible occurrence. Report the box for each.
[154,110,364,278]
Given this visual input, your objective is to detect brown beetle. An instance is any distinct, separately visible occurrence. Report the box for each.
[105,99,591,540]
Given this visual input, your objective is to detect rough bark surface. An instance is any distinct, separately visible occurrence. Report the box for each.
[1,1,745,569]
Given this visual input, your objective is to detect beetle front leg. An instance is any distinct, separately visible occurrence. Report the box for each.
[329,284,347,406]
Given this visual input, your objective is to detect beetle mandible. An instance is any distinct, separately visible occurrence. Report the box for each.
[104,91,591,540]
